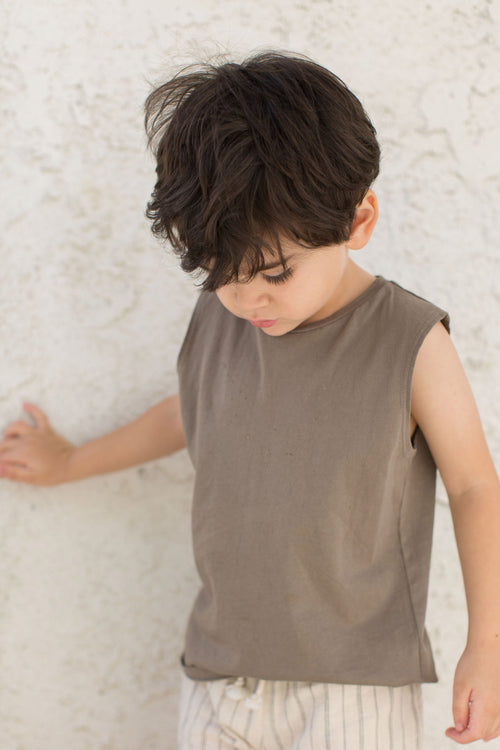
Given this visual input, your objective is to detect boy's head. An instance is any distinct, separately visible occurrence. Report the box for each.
[145,51,380,292]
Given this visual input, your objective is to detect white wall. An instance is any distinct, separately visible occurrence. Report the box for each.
[1,1,499,748]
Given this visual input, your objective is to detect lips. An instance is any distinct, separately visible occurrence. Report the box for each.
[249,319,278,328]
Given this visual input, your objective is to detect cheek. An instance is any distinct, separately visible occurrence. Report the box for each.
[286,274,318,303]
[215,288,233,311]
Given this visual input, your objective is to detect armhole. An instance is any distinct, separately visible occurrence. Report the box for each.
[176,291,205,373]
[402,310,451,456]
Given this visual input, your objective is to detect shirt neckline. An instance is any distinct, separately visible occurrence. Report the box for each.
[284,275,386,334]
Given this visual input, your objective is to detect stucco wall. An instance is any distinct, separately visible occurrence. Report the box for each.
[1,1,499,748]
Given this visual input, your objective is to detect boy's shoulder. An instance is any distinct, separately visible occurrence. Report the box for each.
[373,277,450,336]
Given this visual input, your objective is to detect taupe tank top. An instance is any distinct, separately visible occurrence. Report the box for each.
[177,276,449,686]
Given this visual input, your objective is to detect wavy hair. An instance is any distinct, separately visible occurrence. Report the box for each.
[145,52,380,291]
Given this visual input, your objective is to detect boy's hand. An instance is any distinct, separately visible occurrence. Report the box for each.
[0,403,75,486]
[446,645,500,743]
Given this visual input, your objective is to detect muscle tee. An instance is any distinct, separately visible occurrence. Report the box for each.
[177,276,450,686]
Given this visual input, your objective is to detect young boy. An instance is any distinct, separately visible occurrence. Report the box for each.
[1,52,500,748]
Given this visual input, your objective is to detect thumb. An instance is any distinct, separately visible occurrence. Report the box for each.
[22,403,50,431]
[451,681,472,734]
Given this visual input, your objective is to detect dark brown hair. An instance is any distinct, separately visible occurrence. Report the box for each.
[145,52,380,291]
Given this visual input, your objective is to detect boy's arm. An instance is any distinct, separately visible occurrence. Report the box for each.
[0,395,186,486]
[411,321,500,744]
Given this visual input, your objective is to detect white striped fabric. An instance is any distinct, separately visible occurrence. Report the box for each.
[178,671,423,750]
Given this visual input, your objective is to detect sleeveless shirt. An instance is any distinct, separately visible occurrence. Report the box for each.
[177,276,450,686]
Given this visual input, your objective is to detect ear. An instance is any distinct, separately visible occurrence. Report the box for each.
[347,190,378,250]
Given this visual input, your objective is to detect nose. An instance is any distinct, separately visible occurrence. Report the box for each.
[234,280,269,314]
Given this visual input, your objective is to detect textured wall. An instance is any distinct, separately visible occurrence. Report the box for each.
[1,0,499,748]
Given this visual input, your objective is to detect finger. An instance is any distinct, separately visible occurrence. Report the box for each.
[445,726,470,743]
[0,447,26,463]
[483,713,500,743]
[485,728,500,742]
[0,441,33,465]
[452,683,471,734]
[3,420,34,438]
[445,696,483,744]
[0,462,36,484]
[23,403,50,430]
[0,440,17,455]
[445,725,483,744]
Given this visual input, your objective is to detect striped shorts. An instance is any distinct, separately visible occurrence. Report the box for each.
[178,670,423,750]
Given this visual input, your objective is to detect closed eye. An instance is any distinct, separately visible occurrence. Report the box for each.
[262,267,294,285]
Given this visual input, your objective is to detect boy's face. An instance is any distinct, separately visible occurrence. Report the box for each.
[214,239,363,336]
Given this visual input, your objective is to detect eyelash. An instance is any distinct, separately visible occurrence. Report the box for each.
[263,267,294,285]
